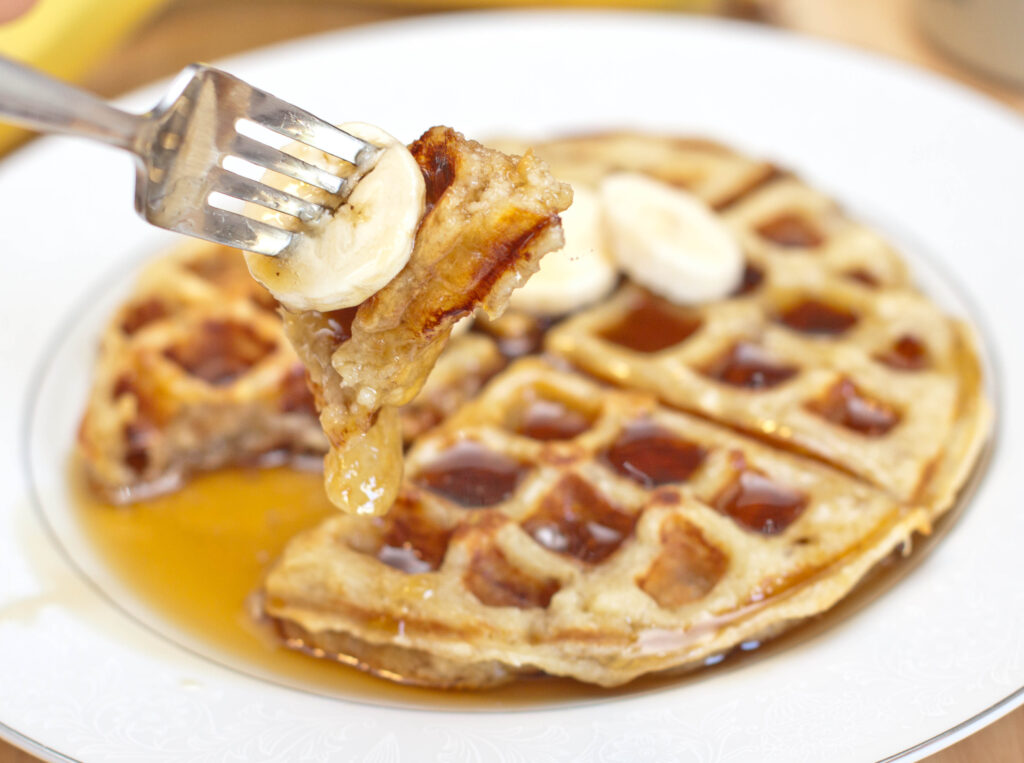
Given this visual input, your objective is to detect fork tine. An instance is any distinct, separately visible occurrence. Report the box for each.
[230,133,345,194]
[170,207,294,256]
[244,89,374,165]
[211,167,326,222]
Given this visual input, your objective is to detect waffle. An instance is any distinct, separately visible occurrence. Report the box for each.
[264,132,991,688]
[78,241,506,503]
[265,358,933,687]
[80,131,991,689]
[281,126,571,515]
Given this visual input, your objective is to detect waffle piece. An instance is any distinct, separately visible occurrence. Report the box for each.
[78,241,507,503]
[77,240,324,503]
[281,126,571,516]
[265,359,930,688]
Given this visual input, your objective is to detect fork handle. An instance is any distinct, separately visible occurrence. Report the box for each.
[0,55,141,151]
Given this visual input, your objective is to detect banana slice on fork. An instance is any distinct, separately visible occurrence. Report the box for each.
[245,122,426,312]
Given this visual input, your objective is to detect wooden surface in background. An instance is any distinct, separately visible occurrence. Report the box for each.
[1,1,1021,761]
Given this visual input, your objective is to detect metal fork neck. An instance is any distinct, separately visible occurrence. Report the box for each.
[0,56,143,152]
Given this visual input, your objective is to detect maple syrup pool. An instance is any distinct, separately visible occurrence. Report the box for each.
[69,462,697,709]
[66,448,987,712]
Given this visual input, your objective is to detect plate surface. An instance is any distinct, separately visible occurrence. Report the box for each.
[1,11,1022,762]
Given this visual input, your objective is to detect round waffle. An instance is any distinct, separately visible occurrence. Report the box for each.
[264,132,991,688]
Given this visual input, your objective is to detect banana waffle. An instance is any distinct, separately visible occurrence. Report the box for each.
[78,240,506,503]
[265,358,932,687]
[263,132,991,688]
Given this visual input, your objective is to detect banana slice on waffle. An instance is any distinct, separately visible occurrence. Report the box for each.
[264,358,931,688]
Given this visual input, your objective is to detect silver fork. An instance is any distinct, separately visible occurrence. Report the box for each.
[0,56,378,255]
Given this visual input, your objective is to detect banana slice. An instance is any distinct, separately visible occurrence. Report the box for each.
[244,122,426,312]
[600,172,743,304]
[509,185,617,316]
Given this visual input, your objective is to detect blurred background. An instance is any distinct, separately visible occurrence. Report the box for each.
[1,0,1023,156]
[0,0,1022,761]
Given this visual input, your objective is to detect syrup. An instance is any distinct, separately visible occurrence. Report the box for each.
[876,334,929,371]
[602,421,707,488]
[120,298,168,335]
[777,299,858,336]
[514,396,593,441]
[598,293,702,353]
[638,516,727,608]
[413,441,526,507]
[163,320,275,386]
[713,469,808,535]
[731,264,764,297]
[807,378,899,436]
[71,463,625,707]
[756,213,824,248]
[522,475,636,564]
[464,547,560,609]
[702,342,798,390]
[373,496,452,573]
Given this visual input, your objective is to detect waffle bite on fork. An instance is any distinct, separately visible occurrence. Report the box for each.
[276,127,571,516]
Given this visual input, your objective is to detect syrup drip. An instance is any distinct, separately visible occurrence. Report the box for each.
[875,335,929,372]
[638,516,727,608]
[756,213,824,248]
[777,299,858,336]
[603,420,707,488]
[515,397,593,441]
[599,292,702,353]
[807,378,899,436]
[714,468,808,535]
[522,475,636,564]
[413,441,526,507]
[702,342,798,390]
[163,320,276,386]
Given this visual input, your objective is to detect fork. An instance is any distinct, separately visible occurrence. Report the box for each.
[0,56,378,255]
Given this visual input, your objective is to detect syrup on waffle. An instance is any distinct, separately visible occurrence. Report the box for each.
[265,358,932,687]
[264,132,991,688]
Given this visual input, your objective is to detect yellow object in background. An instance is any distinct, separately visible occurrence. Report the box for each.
[0,0,168,154]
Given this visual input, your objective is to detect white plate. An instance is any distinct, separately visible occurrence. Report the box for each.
[1,11,1022,762]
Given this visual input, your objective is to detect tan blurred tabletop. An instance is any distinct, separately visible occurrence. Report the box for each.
[2,1,1022,761]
